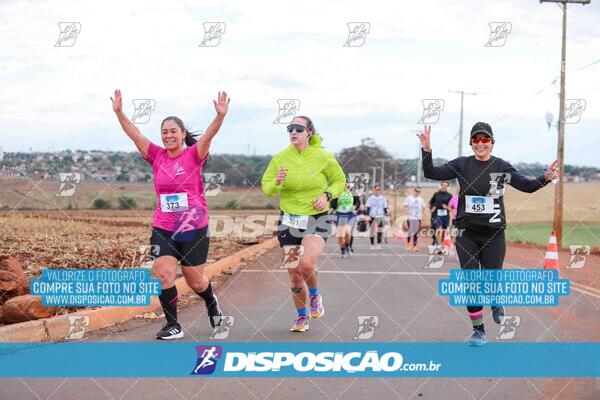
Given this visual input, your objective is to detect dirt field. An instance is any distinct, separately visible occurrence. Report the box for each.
[388,182,600,223]
[0,209,276,277]
[3,178,599,223]
[0,178,274,210]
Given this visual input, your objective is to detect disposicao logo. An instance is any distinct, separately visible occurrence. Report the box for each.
[191,345,222,375]
[189,346,444,375]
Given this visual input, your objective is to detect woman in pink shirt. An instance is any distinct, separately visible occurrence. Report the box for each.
[111,89,230,340]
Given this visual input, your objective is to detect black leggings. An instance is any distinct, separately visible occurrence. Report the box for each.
[455,229,506,328]
[369,218,384,245]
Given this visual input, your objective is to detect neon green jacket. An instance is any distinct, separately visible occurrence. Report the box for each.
[261,135,346,216]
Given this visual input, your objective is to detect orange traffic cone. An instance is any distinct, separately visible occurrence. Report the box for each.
[442,228,452,255]
[544,230,560,274]
[394,220,407,241]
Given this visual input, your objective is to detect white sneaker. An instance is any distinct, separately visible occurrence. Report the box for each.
[375,244,382,250]
[370,245,376,250]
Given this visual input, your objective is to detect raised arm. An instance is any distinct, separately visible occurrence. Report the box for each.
[505,160,557,193]
[197,91,230,160]
[111,89,150,158]
[418,125,460,181]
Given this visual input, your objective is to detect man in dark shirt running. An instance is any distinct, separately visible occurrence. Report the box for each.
[429,181,453,246]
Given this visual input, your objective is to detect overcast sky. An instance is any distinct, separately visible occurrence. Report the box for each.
[1,0,599,167]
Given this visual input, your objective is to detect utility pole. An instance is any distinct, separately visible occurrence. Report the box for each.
[393,165,398,221]
[540,0,590,247]
[371,166,377,191]
[410,129,422,186]
[376,158,386,192]
[449,89,477,157]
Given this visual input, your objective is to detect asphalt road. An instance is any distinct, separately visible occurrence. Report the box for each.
[2,237,598,399]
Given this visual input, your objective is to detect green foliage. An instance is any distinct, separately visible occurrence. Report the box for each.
[93,198,111,209]
[118,196,137,210]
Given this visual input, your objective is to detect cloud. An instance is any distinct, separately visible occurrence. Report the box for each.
[0,0,599,166]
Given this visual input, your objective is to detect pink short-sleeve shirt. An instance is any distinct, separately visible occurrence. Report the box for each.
[145,142,208,232]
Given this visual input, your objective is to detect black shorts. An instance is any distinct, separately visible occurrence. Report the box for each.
[277,212,331,247]
[150,225,210,266]
[432,215,450,229]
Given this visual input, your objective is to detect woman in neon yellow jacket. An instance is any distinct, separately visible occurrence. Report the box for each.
[262,116,346,332]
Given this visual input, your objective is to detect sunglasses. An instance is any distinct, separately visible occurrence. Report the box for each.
[471,136,492,144]
[287,124,307,134]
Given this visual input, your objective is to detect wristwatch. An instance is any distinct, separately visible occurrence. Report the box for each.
[324,191,332,201]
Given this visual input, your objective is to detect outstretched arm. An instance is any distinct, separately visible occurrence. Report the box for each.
[111,89,150,158]
[505,160,558,193]
[418,125,460,180]
[196,91,230,160]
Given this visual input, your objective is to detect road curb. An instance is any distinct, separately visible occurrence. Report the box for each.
[0,237,278,342]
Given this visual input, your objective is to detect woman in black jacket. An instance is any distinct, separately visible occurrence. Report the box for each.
[418,122,558,346]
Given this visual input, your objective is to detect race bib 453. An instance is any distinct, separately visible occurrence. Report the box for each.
[465,196,494,214]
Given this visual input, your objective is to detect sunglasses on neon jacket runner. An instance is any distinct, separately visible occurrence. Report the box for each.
[287,124,307,133]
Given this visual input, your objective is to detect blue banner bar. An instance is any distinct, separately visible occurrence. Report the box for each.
[0,342,598,378]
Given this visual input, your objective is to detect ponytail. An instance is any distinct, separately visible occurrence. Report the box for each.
[184,131,199,147]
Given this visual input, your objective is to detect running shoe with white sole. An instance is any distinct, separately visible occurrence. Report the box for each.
[156,323,184,340]
[290,316,309,332]
[309,294,325,318]
[467,329,486,346]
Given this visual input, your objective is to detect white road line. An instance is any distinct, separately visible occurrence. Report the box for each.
[322,253,434,257]
[505,262,600,299]
[569,286,600,300]
[241,269,449,276]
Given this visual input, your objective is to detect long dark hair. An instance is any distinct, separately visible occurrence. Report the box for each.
[161,116,199,147]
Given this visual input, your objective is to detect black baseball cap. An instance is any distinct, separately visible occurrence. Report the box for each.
[470,122,493,139]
